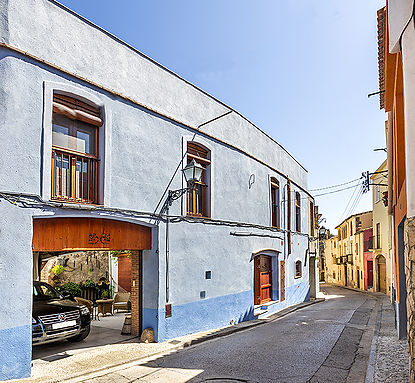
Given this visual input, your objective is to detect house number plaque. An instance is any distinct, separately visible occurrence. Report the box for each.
[88,232,111,245]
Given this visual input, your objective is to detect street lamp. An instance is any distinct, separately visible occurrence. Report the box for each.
[182,159,204,185]
[161,159,204,213]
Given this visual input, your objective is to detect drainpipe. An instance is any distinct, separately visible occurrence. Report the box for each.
[165,204,170,303]
[281,183,289,260]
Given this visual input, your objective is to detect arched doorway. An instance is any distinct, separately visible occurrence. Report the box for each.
[32,216,152,338]
[254,255,272,305]
[252,250,281,305]
[377,255,387,293]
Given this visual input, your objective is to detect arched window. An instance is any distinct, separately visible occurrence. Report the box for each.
[270,178,280,228]
[186,142,210,217]
[295,260,302,278]
[51,93,102,204]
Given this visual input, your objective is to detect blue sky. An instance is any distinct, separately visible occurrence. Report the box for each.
[59,0,386,231]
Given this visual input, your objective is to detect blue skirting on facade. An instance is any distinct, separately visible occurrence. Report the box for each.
[0,325,32,381]
[257,281,309,319]
[144,281,309,342]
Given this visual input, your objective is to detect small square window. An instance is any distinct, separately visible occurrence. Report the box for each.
[200,291,206,299]
[205,271,212,279]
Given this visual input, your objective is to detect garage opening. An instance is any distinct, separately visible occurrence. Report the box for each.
[31,217,151,360]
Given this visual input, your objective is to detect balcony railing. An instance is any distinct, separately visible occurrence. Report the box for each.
[366,236,381,250]
[364,237,373,252]
[52,148,98,204]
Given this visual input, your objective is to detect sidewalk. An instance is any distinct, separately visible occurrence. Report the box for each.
[322,284,410,382]
[367,295,409,383]
[8,298,324,383]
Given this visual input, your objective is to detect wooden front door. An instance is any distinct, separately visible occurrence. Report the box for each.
[254,255,273,305]
[378,257,386,293]
[280,260,285,301]
[367,260,373,288]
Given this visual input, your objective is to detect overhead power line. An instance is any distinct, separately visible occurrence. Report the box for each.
[338,183,361,223]
[309,177,362,192]
[312,183,362,198]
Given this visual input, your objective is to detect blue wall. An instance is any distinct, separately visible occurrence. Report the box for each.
[148,281,309,342]
[154,290,254,342]
[257,281,309,319]
[0,325,31,381]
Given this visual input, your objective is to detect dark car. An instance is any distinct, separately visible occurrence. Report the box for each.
[32,281,91,345]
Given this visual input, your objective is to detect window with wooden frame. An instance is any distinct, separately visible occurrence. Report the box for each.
[186,142,210,217]
[270,178,280,228]
[295,260,302,278]
[51,93,102,204]
[295,192,301,232]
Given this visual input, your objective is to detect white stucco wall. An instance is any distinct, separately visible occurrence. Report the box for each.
[388,0,414,53]
[0,0,307,189]
[0,0,311,378]
[393,7,415,218]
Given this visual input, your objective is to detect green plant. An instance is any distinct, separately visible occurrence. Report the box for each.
[52,264,65,276]
[58,282,82,297]
[101,290,110,299]
[110,250,132,263]
[81,280,96,288]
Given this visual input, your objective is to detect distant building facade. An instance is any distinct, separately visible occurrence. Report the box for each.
[324,212,373,291]
[370,160,392,296]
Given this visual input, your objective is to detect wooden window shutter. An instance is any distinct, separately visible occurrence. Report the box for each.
[53,93,103,127]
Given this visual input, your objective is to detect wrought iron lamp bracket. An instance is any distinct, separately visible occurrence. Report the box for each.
[160,183,195,215]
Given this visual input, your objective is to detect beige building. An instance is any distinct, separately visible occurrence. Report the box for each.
[324,211,373,290]
[370,160,392,296]
[324,233,339,285]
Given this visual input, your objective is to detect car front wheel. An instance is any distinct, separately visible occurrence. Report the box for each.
[67,325,90,342]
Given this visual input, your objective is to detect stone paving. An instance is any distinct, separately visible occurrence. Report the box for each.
[372,297,409,383]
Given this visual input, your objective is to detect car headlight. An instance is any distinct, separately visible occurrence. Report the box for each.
[32,317,37,324]
[80,306,90,315]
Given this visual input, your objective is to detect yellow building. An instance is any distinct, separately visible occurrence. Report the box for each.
[324,211,373,290]
[324,233,339,284]
[370,160,392,296]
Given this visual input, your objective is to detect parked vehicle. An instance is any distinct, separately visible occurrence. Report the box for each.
[32,281,91,345]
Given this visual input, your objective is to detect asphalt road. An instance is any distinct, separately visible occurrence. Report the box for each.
[82,285,380,383]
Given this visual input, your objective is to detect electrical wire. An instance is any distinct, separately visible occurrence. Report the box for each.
[338,182,361,223]
[345,184,364,219]
[309,177,362,192]
[151,110,232,219]
[311,183,362,198]
[0,190,310,237]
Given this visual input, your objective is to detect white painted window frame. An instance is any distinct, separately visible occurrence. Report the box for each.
[42,81,112,205]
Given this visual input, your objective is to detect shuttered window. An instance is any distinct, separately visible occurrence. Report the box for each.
[271,178,280,228]
[51,93,101,204]
[186,142,210,217]
[295,192,301,232]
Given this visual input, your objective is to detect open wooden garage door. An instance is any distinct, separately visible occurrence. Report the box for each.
[32,217,152,337]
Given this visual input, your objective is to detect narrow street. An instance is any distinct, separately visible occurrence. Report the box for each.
[76,285,402,383]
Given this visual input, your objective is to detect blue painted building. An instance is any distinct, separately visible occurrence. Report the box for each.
[0,0,317,380]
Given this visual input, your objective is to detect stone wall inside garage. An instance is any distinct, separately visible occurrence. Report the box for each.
[39,251,111,287]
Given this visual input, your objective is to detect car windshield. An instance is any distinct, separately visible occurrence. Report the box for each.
[33,283,62,300]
